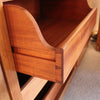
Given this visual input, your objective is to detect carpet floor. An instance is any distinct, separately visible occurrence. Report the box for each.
[63,41,100,100]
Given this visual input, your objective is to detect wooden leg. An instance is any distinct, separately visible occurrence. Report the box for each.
[0,0,22,100]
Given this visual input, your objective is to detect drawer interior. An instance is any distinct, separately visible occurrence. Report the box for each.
[3,0,91,47]
[3,0,91,20]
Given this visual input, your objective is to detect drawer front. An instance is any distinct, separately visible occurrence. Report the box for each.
[4,4,97,83]
[13,53,57,82]
[13,8,96,83]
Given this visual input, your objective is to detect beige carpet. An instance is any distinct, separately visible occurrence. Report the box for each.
[63,41,100,100]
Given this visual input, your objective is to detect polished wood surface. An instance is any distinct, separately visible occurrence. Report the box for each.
[1,0,97,99]
[0,1,22,99]
[38,19,79,47]
[40,0,91,20]
[21,77,47,100]
[43,66,77,100]
[4,5,55,61]
[0,1,49,99]
[4,2,97,82]
[43,68,76,100]
[59,8,97,82]
[13,53,56,82]
[59,41,88,100]
[4,0,40,20]
[43,40,89,100]
[58,67,77,100]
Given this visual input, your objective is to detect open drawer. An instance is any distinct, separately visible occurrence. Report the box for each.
[17,62,77,100]
[3,0,97,83]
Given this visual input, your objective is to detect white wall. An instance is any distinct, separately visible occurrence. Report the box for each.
[88,0,100,35]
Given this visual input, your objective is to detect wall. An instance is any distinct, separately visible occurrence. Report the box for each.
[88,0,100,35]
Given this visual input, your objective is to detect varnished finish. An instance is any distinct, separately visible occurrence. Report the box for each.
[0,1,22,99]
[43,40,89,100]
[58,8,97,82]
[21,77,47,100]
[40,0,91,20]
[4,5,55,61]
[4,0,40,20]
[0,0,97,99]
[4,2,97,82]
[58,67,77,100]
[13,53,56,82]
[38,19,79,47]
[1,1,48,100]
[43,66,77,100]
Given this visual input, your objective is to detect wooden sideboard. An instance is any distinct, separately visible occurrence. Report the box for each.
[0,0,97,99]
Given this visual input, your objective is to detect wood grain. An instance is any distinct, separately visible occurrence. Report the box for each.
[0,0,97,99]
[43,38,89,100]
[0,0,22,99]
[4,0,40,20]
[38,19,79,47]
[4,5,55,61]
[43,66,77,100]
[21,77,47,100]
[58,8,97,82]
[57,67,77,100]
[40,0,91,20]
[4,2,97,82]
[13,53,57,82]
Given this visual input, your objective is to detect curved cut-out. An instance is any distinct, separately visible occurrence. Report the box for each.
[4,5,56,61]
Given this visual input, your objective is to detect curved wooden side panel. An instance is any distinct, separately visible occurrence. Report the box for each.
[40,0,91,20]
[0,1,22,99]
[4,5,56,60]
[3,0,40,20]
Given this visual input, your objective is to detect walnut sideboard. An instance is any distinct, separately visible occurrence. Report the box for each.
[0,0,97,100]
